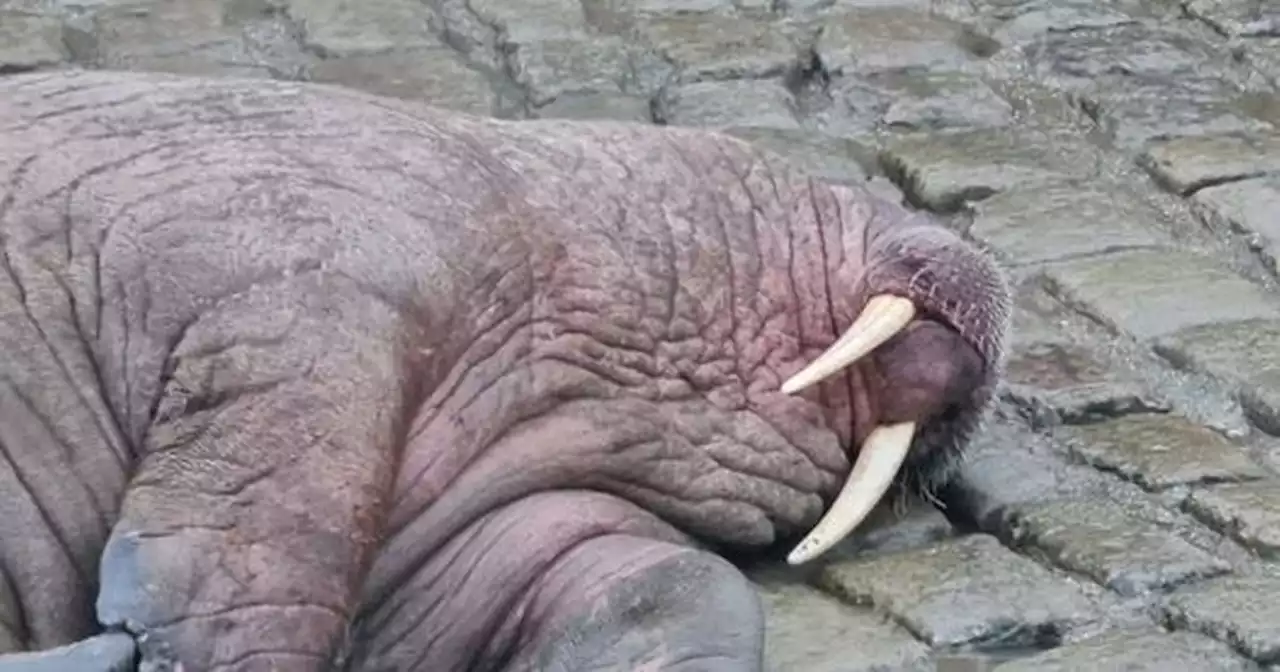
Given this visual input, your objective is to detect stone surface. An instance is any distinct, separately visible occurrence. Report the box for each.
[1195,176,1280,273]
[1185,0,1280,38]
[634,13,808,81]
[1006,498,1231,596]
[970,180,1171,265]
[995,628,1256,671]
[309,48,496,112]
[880,128,1090,212]
[1140,133,1280,195]
[1043,249,1280,342]
[819,534,1099,647]
[1165,575,1280,664]
[656,78,799,129]
[0,11,66,72]
[811,7,978,74]
[1185,482,1280,559]
[1064,414,1267,491]
[1156,319,1280,436]
[756,581,931,671]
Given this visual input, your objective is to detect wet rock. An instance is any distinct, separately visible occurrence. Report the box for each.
[310,48,496,112]
[470,0,588,42]
[1140,132,1280,196]
[1156,319,1280,435]
[1185,482,1280,559]
[1165,575,1280,663]
[880,128,1088,212]
[879,71,1014,131]
[811,7,978,74]
[1042,249,1280,342]
[0,11,66,72]
[727,127,875,185]
[755,582,931,671]
[534,91,653,122]
[970,181,1171,266]
[995,628,1256,671]
[289,0,437,55]
[1195,176,1280,273]
[0,633,136,672]
[1006,498,1230,596]
[1013,21,1230,88]
[1185,0,1280,38]
[655,78,799,129]
[945,415,1117,530]
[1002,287,1165,426]
[985,1,1135,46]
[1063,414,1267,492]
[634,13,810,81]
[1081,77,1273,152]
[818,534,1099,647]
[506,36,666,106]
[65,0,309,78]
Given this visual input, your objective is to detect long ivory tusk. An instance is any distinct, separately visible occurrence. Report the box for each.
[786,421,917,565]
[780,295,917,395]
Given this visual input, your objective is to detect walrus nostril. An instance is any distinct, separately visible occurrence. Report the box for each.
[0,632,137,672]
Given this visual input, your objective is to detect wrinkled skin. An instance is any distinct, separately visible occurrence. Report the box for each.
[0,70,1010,671]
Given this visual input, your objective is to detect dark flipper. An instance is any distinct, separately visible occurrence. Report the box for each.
[0,633,135,672]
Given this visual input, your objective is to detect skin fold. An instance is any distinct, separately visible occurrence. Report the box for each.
[0,70,1010,671]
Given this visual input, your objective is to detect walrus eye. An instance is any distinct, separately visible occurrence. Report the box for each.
[780,294,917,394]
[778,293,920,566]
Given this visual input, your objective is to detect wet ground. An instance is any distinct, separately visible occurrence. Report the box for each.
[3,0,1280,669]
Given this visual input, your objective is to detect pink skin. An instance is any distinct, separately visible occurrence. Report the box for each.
[0,71,1009,671]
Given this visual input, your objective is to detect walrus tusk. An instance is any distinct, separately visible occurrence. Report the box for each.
[780,294,917,395]
[786,421,917,565]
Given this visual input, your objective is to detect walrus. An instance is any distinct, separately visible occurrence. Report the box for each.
[0,69,1009,671]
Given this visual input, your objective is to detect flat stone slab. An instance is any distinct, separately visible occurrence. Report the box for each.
[1141,133,1280,195]
[635,13,808,80]
[1195,176,1280,273]
[1165,575,1280,664]
[1065,414,1267,491]
[1185,481,1280,559]
[657,78,799,130]
[970,180,1171,266]
[995,627,1255,671]
[1043,248,1280,342]
[1006,498,1230,597]
[811,7,977,74]
[818,534,1098,648]
[881,128,1092,212]
[1155,319,1280,436]
[757,582,930,671]
[0,11,66,72]
[310,48,497,113]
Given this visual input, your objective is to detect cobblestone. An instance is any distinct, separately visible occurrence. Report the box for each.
[755,580,931,672]
[1156,319,1280,435]
[1185,482,1280,559]
[1006,498,1231,596]
[1166,575,1280,664]
[818,534,1100,648]
[5,0,1280,667]
[1063,414,1268,491]
[1140,133,1280,196]
[1043,249,1280,342]
[995,627,1257,671]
